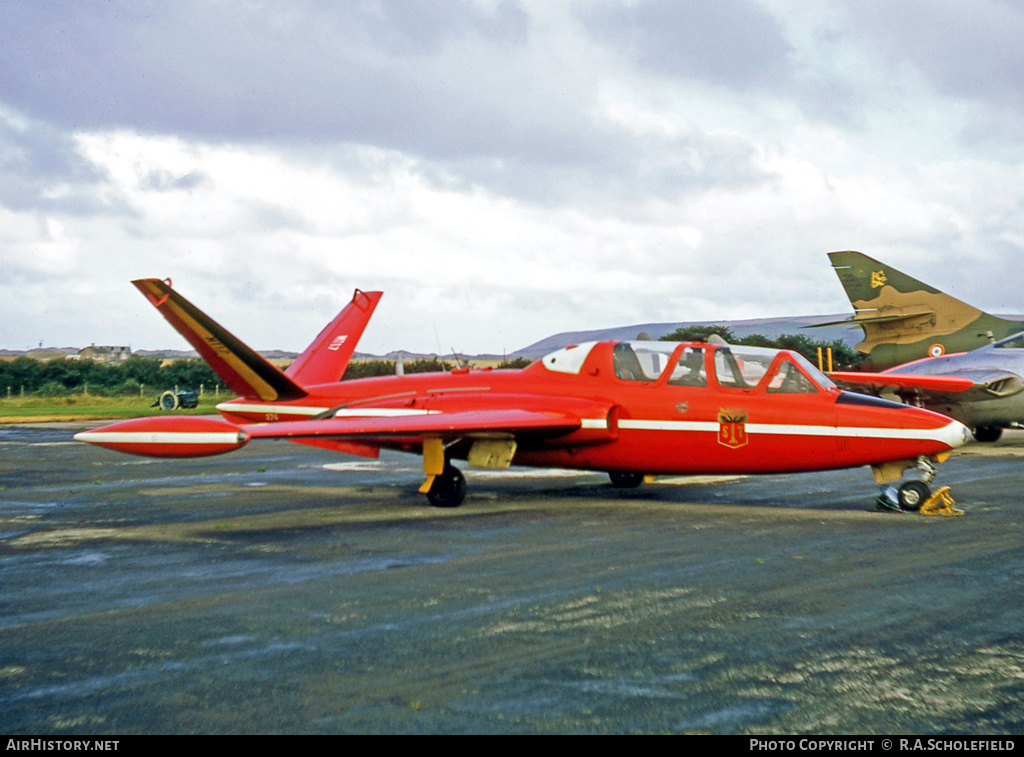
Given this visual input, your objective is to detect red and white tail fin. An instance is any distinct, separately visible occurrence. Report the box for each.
[285,289,382,386]
[133,278,307,401]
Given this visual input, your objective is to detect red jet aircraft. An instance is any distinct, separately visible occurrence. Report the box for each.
[75,280,971,511]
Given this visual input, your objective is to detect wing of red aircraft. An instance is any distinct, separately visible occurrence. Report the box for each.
[241,407,588,443]
[75,400,613,505]
[76,400,614,460]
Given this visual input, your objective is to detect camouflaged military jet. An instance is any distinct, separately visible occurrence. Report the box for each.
[817,250,1024,371]
[819,251,1024,442]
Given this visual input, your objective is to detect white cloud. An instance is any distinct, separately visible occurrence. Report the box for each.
[1,0,1024,357]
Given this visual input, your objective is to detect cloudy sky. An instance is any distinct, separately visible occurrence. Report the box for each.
[2,0,1023,355]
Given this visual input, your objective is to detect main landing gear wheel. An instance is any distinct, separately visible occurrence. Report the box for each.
[426,463,467,508]
[608,471,645,489]
[973,426,1003,443]
[897,480,931,512]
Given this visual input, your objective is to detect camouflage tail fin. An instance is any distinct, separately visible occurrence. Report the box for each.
[817,251,1024,369]
[133,279,306,402]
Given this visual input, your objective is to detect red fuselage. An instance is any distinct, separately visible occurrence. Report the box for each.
[73,278,971,509]
[193,340,966,476]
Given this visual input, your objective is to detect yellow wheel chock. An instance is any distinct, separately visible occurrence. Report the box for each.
[919,486,964,516]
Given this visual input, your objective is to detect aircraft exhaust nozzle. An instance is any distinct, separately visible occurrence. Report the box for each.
[74,415,248,458]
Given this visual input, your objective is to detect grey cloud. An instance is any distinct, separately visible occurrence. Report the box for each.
[0,114,115,215]
[0,0,782,211]
[577,0,795,91]
[575,0,875,130]
[0,1,544,156]
[842,1,1024,138]
[450,127,770,208]
[139,170,211,192]
[349,0,529,54]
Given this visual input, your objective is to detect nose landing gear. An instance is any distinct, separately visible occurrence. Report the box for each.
[875,456,963,515]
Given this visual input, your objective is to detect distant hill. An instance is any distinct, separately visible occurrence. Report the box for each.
[512,314,862,360]
[130,349,301,360]
[15,311,979,363]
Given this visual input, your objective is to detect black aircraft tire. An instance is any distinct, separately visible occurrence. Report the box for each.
[426,465,467,508]
[973,426,1003,443]
[897,480,931,512]
[608,471,645,489]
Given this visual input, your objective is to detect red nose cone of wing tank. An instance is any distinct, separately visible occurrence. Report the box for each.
[74,415,247,458]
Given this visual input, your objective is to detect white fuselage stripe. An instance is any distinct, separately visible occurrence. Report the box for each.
[74,431,242,445]
[332,409,438,417]
[216,403,326,416]
[617,419,965,446]
[216,403,438,418]
[194,409,963,447]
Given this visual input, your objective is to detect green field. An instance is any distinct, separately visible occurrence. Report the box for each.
[0,395,224,422]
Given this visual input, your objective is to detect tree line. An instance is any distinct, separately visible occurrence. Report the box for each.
[0,354,528,398]
[341,357,531,379]
[1,333,862,399]
[658,325,864,370]
[0,355,226,398]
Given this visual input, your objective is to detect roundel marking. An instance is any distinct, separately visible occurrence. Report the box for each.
[929,344,945,357]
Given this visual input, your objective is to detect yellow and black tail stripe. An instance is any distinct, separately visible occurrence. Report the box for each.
[132,279,306,401]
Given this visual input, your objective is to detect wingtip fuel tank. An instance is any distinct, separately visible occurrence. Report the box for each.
[74,415,248,458]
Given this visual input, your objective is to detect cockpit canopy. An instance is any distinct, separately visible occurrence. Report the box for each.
[994,332,1024,350]
[541,340,836,394]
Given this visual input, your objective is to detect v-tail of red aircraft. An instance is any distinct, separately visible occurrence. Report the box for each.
[76,280,971,512]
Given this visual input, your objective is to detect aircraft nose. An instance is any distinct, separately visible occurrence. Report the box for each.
[941,419,972,450]
[907,416,970,452]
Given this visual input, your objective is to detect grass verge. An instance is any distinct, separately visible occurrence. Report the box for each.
[0,396,224,423]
